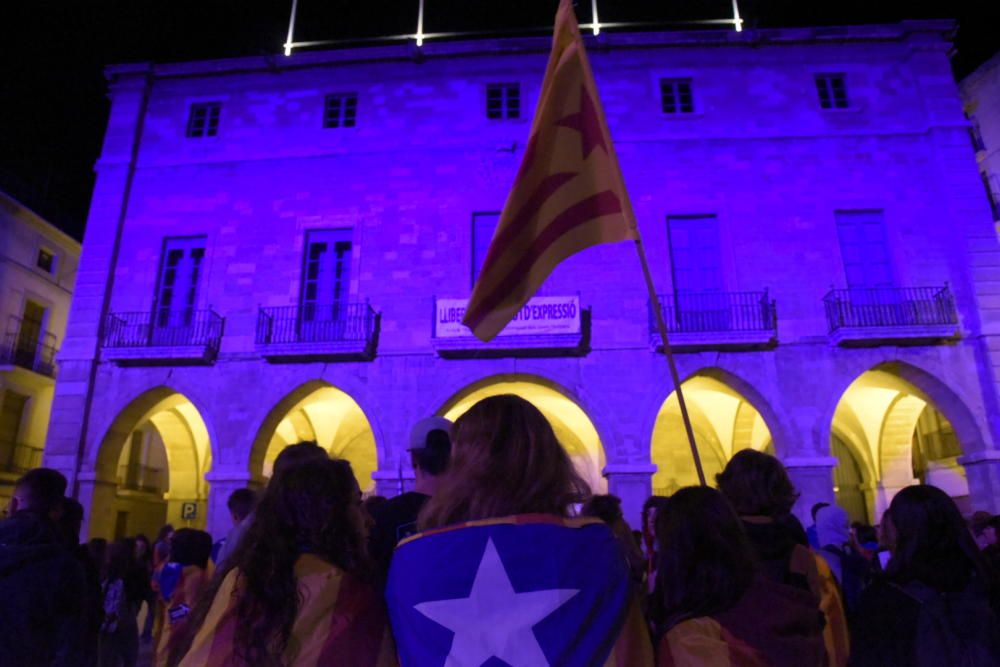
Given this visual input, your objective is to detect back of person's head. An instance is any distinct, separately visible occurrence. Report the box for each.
[12,468,67,515]
[409,417,453,477]
[852,522,878,546]
[582,494,624,525]
[155,524,175,545]
[652,486,757,634]
[217,458,367,665]
[716,449,799,518]
[811,502,830,524]
[227,488,257,522]
[418,395,590,529]
[55,496,85,545]
[271,440,328,479]
[885,484,987,591]
[169,528,213,569]
[105,540,133,582]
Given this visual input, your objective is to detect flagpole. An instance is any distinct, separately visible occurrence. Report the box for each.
[631,236,707,486]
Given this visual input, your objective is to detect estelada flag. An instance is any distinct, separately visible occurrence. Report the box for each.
[462,0,638,342]
[178,555,397,666]
[385,515,654,666]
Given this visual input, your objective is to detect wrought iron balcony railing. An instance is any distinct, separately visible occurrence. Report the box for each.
[823,286,958,333]
[103,309,224,350]
[0,442,44,474]
[0,318,57,377]
[256,302,377,345]
[651,291,777,335]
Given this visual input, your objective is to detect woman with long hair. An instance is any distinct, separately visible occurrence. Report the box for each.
[99,540,140,667]
[171,458,396,667]
[652,486,826,667]
[389,395,653,665]
[851,485,1000,666]
[418,394,590,528]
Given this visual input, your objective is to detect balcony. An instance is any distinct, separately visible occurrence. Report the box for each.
[0,442,43,475]
[255,302,379,361]
[431,295,589,358]
[117,463,166,494]
[649,291,777,351]
[0,318,57,378]
[823,286,959,346]
[102,309,224,365]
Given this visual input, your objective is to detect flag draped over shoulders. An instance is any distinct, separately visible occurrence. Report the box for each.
[385,514,653,667]
[463,0,637,342]
[179,555,396,667]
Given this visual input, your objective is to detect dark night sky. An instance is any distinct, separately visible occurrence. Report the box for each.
[1,1,997,241]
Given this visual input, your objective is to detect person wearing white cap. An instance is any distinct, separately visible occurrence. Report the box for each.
[368,416,453,587]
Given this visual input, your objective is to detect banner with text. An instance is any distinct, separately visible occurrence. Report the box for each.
[436,296,581,338]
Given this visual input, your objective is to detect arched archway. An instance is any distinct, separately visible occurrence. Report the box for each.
[89,388,212,540]
[831,365,974,520]
[437,375,607,493]
[651,373,774,495]
[250,381,378,493]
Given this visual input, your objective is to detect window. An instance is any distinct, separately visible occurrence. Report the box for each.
[471,212,500,286]
[660,78,694,114]
[486,84,520,120]
[301,230,353,326]
[324,93,358,128]
[154,237,206,328]
[0,391,29,466]
[667,215,727,329]
[186,102,221,138]
[36,248,55,274]
[815,74,849,110]
[667,215,722,293]
[834,211,893,290]
[15,301,46,366]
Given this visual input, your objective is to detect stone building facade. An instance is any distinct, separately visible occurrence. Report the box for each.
[45,21,1000,539]
[1,190,79,504]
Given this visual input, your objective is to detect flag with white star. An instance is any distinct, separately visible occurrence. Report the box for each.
[385,515,653,667]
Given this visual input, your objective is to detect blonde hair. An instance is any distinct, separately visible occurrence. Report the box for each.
[419,394,590,529]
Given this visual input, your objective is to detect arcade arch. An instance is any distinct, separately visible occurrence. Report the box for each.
[438,376,607,494]
[252,382,378,493]
[831,367,970,522]
[91,389,211,540]
[651,375,773,495]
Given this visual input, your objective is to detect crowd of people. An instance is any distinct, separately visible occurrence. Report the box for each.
[2,394,1000,666]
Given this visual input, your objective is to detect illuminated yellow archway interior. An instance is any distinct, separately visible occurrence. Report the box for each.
[441,380,607,494]
[107,394,211,539]
[832,370,967,522]
[652,376,772,495]
[262,386,377,493]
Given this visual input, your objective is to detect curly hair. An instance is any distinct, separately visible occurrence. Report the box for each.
[418,394,590,529]
[168,457,369,666]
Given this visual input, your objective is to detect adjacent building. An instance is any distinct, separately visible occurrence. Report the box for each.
[961,50,1000,232]
[1,191,79,505]
[45,21,1000,539]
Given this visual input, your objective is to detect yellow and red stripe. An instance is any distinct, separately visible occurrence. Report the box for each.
[179,555,396,667]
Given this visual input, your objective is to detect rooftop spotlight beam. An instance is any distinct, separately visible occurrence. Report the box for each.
[284,0,299,55]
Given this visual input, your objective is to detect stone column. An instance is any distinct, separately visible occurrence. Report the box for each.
[604,463,657,531]
[783,457,837,527]
[962,451,1000,513]
[204,469,253,540]
[372,469,413,497]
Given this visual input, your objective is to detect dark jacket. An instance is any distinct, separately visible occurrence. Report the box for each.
[850,575,1000,667]
[742,515,813,591]
[0,510,89,667]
